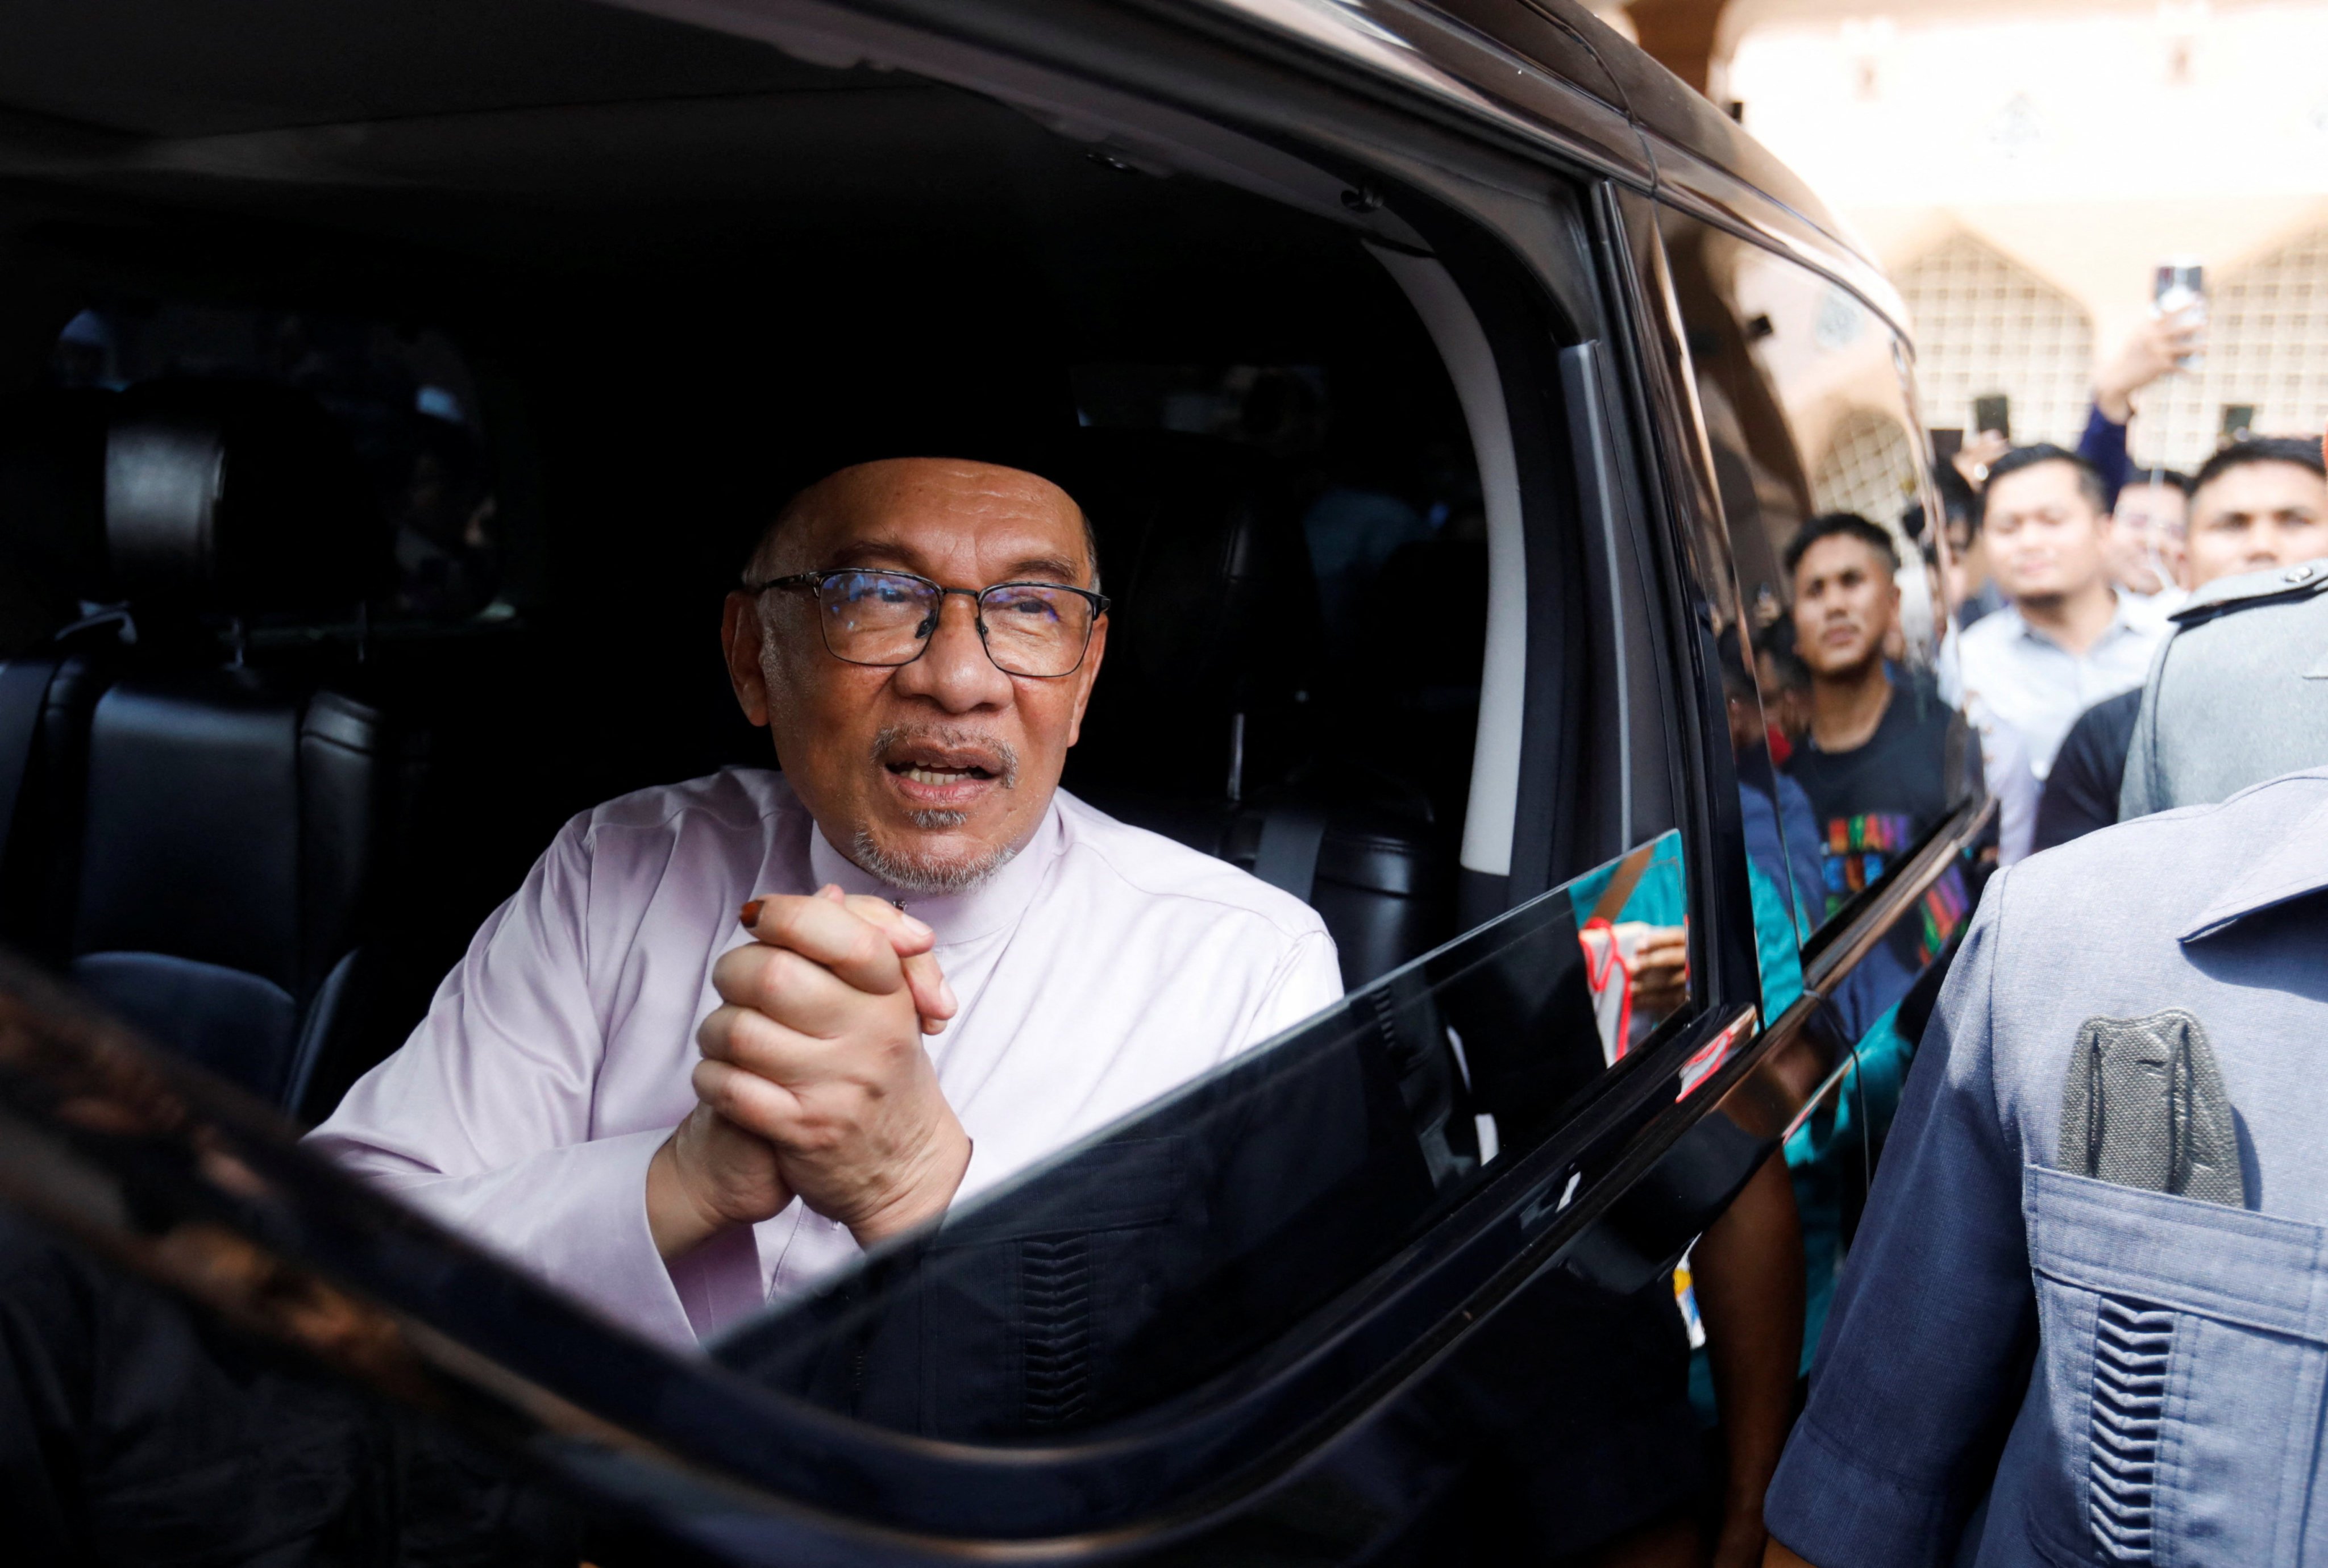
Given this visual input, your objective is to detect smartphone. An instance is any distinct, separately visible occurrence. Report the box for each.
[1972,394,2010,440]
[2220,404,2256,444]
[2155,259,2206,369]
[1931,427,1965,464]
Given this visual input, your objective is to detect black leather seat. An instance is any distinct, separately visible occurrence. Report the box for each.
[0,389,122,965]
[66,381,408,1111]
[1061,431,1459,989]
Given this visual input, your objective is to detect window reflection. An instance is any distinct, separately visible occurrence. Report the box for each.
[1658,211,1977,980]
[716,835,1692,1441]
[1637,228,1820,1019]
[1568,834,1689,1063]
[1660,212,1993,1396]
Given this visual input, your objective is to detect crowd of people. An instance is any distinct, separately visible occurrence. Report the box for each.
[1751,309,2327,896]
[1752,310,2328,1565]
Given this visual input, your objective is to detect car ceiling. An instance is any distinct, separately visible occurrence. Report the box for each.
[0,0,1383,298]
[0,0,860,138]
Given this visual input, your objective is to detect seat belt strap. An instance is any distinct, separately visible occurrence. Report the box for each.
[1253,806,1328,902]
[0,656,60,868]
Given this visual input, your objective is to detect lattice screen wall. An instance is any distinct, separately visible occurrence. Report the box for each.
[1896,233,2096,449]
[1811,407,1919,526]
[2139,228,2328,470]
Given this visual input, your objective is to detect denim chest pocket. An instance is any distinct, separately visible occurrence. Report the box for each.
[2022,1165,2328,1567]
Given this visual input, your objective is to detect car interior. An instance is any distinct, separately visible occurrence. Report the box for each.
[0,0,1507,1123]
[0,6,2032,1563]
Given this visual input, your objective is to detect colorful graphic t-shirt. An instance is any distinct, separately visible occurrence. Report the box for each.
[1784,678,1969,964]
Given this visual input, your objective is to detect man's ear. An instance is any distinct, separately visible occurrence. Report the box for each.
[722,591,772,728]
[1063,613,1108,748]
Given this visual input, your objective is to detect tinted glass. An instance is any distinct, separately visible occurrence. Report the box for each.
[1634,215,1823,1023]
[1658,213,1984,1395]
[714,833,1693,1440]
[1657,211,1974,1004]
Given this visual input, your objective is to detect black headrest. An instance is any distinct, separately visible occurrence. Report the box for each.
[1062,430,1320,705]
[106,381,388,617]
[1058,430,1321,797]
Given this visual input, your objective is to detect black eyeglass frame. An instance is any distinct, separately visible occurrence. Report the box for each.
[747,567,1111,679]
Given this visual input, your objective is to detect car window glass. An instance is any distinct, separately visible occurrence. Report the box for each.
[713,830,1695,1442]
[1636,216,1821,1010]
[1657,211,1973,1023]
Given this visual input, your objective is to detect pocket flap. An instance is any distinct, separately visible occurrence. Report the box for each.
[2024,1164,2328,1341]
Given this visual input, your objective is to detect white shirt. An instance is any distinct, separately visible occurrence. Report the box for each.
[1953,593,2163,780]
[306,769,1342,1350]
[1963,691,2039,867]
[2122,584,2190,633]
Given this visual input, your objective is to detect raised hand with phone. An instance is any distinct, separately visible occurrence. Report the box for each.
[2095,304,2207,425]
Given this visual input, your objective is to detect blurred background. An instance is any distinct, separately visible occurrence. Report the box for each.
[1600,0,2328,467]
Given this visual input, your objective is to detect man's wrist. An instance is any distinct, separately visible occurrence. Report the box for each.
[647,1133,733,1259]
[847,1123,973,1246]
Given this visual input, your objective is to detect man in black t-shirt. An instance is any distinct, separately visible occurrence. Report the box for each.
[1782,514,1968,966]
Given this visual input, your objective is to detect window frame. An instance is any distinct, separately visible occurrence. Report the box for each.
[1606,180,1998,1172]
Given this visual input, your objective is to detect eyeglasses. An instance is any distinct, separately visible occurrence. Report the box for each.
[749,568,1109,679]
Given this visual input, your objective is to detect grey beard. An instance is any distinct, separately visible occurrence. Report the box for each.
[849,824,1020,896]
[845,723,1025,893]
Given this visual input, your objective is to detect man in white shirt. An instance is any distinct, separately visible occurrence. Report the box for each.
[308,457,1343,1350]
[1955,444,2163,779]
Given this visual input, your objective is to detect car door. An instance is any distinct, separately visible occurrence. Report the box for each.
[0,0,1987,1562]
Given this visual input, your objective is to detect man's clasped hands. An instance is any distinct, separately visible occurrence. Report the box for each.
[645,888,969,1260]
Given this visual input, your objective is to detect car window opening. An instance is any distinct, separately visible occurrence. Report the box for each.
[0,3,1774,1544]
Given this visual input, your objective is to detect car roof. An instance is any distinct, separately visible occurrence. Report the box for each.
[0,0,1906,334]
[1177,0,1907,331]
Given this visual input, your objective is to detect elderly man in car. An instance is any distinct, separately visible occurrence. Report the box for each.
[309,458,1343,1349]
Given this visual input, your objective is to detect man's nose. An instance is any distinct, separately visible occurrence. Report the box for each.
[889,593,1013,712]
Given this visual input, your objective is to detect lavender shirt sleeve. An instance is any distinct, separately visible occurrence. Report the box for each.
[1247,930,1349,1045]
[306,820,755,1351]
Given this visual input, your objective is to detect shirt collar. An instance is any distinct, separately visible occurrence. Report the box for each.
[2005,590,2142,653]
[2179,785,2328,941]
[805,797,1062,945]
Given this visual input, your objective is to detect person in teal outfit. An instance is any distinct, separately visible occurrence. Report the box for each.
[1568,827,1805,1566]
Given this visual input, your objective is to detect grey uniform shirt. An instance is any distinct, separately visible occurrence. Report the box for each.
[1765,767,2328,1568]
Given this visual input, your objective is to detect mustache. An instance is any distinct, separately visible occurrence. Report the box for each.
[870,723,1021,790]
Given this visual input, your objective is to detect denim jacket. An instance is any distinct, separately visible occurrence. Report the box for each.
[1766,767,2328,1567]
